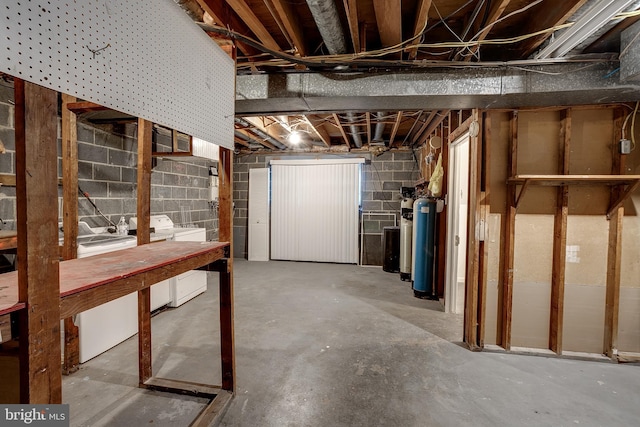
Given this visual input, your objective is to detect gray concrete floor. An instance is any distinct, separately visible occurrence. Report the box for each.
[63,259,640,426]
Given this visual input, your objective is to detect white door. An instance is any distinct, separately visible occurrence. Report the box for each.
[248,168,270,261]
[445,133,470,314]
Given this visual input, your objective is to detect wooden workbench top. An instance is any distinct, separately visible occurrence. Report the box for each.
[0,240,229,317]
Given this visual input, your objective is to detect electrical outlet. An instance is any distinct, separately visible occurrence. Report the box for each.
[620,139,631,154]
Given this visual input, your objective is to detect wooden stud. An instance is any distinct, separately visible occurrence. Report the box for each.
[366,112,372,146]
[549,109,571,354]
[15,80,62,403]
[604,107,626,358]
[343,0,360,53]
[137,118,153,386]
[500,111,518,350]
[477,112,491,347]
[464,109,482,350]
[389,111,403,147]
[61,93,80,374]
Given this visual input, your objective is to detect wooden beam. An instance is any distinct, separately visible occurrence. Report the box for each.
[196,0,259,56]
[373,0,402,57]
[243,116,288,148]
[235,128,278,150]
[15,80,62,403]
[332,114,352,149]
[464,109,482,350]
[407,0,432,59]
[61,93,80,375]
[416,111,450,146]
[65,101,110,113]
[269,0,307,56]
[366,112,372,146]
[550,109,570,354]
[234,136,251,147]
[463,0,512,61]
[389,111,403,147]
[225,0,282,52]
[604,108,626,358]
[343,0,360,53]
[518,0,589,58]
[500,110,518,350]
[137,118,153,386]
[304,115,331,148]
[412,110,437,143]
[478,112,491,347]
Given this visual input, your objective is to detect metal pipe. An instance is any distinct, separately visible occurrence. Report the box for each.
[345,112,362,148]
[234,118,287,149]
[372,112,385,143]
[305,0,347,55]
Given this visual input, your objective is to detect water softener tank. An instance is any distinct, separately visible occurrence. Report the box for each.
[412,197,437,299]
[399,198,413,281]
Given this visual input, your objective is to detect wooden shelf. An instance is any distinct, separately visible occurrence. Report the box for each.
[507,174,640,218]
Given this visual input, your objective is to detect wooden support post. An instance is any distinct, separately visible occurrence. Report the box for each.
[15,80,62,403]
[500,111,518,350]
[464,109,482,350]
[137,118,152,385]
[61,94,80,374]
[477,112,490,348]
[218,147,235,392]
[604,108,625,358]
[435,114,449,298]
[550,109,571,354]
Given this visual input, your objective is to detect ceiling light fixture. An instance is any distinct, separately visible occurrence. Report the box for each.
[535,0,637,59]
[288,131,303,145]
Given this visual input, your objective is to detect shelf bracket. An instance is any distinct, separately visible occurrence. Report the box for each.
[606,180,640,220]
[514,179,531,210]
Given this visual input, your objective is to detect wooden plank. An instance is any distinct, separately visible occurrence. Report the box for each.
[225,0,282,52]
[514,179,531,209]
[304,116,331,148]
[14,80,62,404]
[464,109,482,350]
[508,175,640,185]
[219,148,233,246]
[477,112,491,347]
[61,94,80,374]
[373,0,402,57]
[190,390,233,427]
[416,111,449,146]
[501,110,518,350]
[366,112,372,146]
[218,259,235,392]
[607,181,640,219]
[343,0,360,53]
[332,114,352,149]
[144,377,221,398]
[137,118,153,385]
[0,174,16,186]
[411,110,437,143]
[234,136,251,147]
[0,230,17,251]
[270,0,307,56]
[389,111,403,147]
[196,0,258,56]
[448,115,474,143]
[604,108,626,358]
[65,101,109,113]
[407,0,432,59]
[549,109,570,354]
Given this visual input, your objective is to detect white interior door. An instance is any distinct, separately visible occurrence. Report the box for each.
[271,158,363,264]
[445,133,470,314]
[248,168,270,261]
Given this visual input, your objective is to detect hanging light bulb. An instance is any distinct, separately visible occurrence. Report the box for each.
[288,130,303,145]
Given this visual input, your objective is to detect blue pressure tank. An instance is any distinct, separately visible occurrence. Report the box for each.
[412,197,437,299]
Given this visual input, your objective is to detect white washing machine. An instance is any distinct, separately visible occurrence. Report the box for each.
[61,222,138,363]
[130,215,208,307]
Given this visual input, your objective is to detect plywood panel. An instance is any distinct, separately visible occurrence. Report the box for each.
[488,112,511,214]
[484,213,502,345]
[511,214,553,348]
[517,111,562,214]
[568,109,614,215]
[618,287,640,352]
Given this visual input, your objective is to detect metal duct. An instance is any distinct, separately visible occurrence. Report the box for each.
[372,112,385,143]
[305,0,347,55]
[234,118,287,149]
[345,112,362,148]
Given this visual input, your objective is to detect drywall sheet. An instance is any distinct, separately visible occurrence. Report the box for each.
[1,0,234,149]
[562,216,608,353]
[620,192,640,352]
[484,213,502,345]
[511,214,553,348]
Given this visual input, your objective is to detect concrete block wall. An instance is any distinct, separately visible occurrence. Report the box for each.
[233,151,419,264]
[0,83,218,240]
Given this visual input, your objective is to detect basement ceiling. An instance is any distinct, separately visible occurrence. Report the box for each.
[178,0,640,153]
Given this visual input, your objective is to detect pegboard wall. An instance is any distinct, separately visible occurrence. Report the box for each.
[1,0,234,151]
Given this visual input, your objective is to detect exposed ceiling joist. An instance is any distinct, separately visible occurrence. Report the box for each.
[196,0,257,56]
[460,0,512,62]
[332,114,352,149]
[304,115,332,148]
[373,0,402,58]
[235,128,278,150]
[389,111,403,147]
[415,111,449,147]
[343,0,360,53]
[407,0,432,60]
[268,0,307,56]
[225,0,282,52]
[365,112,372,145]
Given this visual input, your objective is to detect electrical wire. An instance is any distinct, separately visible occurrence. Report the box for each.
[631,101,638,151]
[78,185,117,229]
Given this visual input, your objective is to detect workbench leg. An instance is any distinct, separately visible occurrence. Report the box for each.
[138,288,152,385]
[63,319,79,374]
[218,259,235,392]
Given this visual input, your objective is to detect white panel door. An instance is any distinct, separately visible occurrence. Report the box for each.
[271,159,363,264]
[248,168,270,261]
